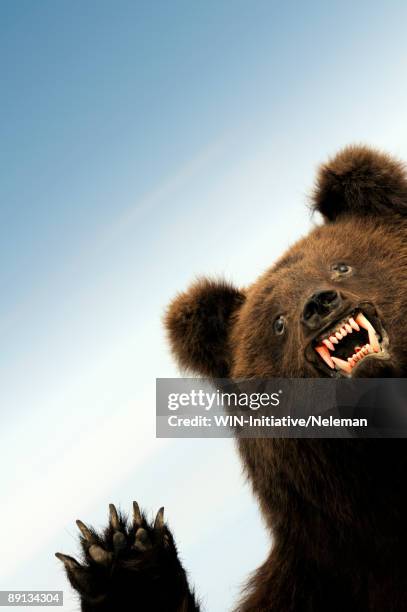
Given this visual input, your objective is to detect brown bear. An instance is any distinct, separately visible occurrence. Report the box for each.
[57,145,407,612]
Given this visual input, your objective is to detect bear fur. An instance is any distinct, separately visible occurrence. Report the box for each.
[165,145,407,611]
[58,145,407,611]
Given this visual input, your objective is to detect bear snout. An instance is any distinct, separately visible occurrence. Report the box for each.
[302,289,342,330]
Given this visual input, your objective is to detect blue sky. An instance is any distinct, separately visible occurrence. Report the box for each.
[1,2,407,611]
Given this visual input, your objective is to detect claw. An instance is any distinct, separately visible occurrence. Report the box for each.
[109,504,120,530]
[89,545,113,566]
[134,527,151,551]
[76,520,93,542]
[55,552,80,570]
[154,507,165,530]
[133,501,142,528]
[56,553,92,594]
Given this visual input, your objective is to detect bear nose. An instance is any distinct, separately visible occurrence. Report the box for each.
[302,290,341,330]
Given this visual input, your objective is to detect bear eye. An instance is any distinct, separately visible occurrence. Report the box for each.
[273,315,286,335]
[331,262,352,275]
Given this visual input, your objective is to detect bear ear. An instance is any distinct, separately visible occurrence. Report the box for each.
[312,145,407,222]
[165,278,245,378]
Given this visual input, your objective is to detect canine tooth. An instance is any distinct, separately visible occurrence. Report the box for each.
[323,339,335,351]
[366,343,373,353]
[355,312,376,336]
[345,324,352,333]
[332,356,352,374]
[368,330,380,353]
[335,331,343,340]
[355,312,372,330]
[356,312,380,354]
[349,317,360,331]
[369,332,380,353]
[329,335,338,344]
[315,345,335,369]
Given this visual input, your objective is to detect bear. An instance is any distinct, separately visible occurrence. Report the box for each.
[57,145,407,611]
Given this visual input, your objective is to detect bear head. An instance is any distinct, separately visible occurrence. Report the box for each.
[166,145,407,381]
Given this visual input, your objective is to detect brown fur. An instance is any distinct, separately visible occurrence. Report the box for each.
[165,278,245,377]
[312,144,407,222]
[166,146,407,611]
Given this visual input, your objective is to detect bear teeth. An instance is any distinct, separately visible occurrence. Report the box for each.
[315,345,335,369]
[323,339,335,351]
[314,312,380,374]
[355,312,380,353]
[331,356,352,374]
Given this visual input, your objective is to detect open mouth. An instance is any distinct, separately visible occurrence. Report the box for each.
[307,304,389,377]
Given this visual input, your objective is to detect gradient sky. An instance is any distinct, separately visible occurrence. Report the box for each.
[2,2,407,611]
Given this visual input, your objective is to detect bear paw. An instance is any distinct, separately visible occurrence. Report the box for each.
[56,502,199,612]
